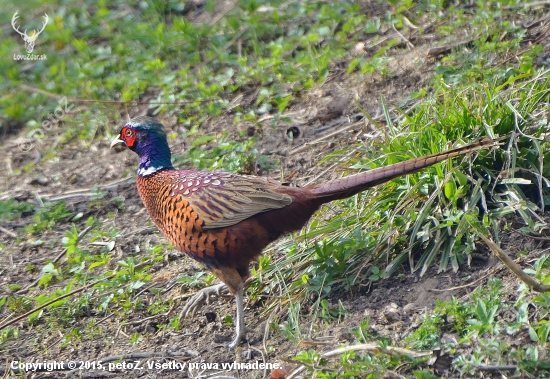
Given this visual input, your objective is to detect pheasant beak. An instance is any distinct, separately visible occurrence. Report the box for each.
[110,136,125,149]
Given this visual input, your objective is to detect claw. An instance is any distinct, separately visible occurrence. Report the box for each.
[179,282,252,349]
[180,283,228,318]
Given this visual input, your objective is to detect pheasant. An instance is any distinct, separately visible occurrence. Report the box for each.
[111,116,496,348]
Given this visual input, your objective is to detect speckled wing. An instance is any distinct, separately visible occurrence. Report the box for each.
[168,171,293,230]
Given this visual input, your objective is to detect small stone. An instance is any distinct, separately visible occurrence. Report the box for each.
[30,177,49,186]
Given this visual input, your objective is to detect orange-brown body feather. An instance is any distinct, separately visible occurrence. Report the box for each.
[136,171,320,292]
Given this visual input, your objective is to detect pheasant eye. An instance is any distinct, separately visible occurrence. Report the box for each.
[125,128,133,137]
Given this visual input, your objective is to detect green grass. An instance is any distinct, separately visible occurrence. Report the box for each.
[0,199,35,223]
[1,1,376,140]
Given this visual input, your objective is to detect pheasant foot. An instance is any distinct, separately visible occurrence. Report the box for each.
[180,283,230,317]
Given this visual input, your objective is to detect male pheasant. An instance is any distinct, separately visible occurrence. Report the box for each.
[111,116,495,348]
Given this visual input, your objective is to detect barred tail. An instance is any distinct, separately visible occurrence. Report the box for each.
[308,138,498,202]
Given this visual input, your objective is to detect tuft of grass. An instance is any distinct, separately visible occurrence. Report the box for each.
[24,201,73,235]
[258,68,550,319]
[0,199,35,223]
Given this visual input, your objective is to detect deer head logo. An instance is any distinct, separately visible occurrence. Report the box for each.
[11,11,49,54]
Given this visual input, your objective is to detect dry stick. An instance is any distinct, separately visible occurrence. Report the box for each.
[476,364,518,372]
[304,149,357,186]
[500,21,550,65]
[287,343,430,379]
[5,177,132,204]
[427,39,474,58]
[120,226,157,238]
[248,346,268,379]
[0,226,17,238]
[126,312,170,326]
[503,0,550,8]
[429,270,494,292]
[289,120,364,156]
[478,233,550,292]
[429,14,549,59]
[434,245,550,293]
[3,259,154,330]
[46,192,97,201]
[525,234,550,241]
[0,274,114,330]
[209,1,237,26]
[94,312,115,326]
[392,24,414,49]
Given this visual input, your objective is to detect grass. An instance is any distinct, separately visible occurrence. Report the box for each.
[1,0,550,377]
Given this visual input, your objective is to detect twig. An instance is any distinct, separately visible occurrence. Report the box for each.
[249,346,268,379]
[303,149,356,186]
[0,226,17,238]
[324,344,430,359]
[311,120,346,135]
[262,305,279,358]
[392,24,414,49]
[402,16,418,30]
[46,192,99,201]
[33,191,44,207]
[427,39,475,58]
[289,120,363,156]
[476,364,518,371]
[502,0,550,8]
[120,226,157,238]
[0,274,115,330]
[209,1,237,26]
[524,234,550,241]
[287,359,338,373]
[428,271,493,292]
[4,260,153,330]
[6,177,133,204]
[287,343,430,379]
[125,313,169,326]
[478,234,550,292]
[94,312,115,326]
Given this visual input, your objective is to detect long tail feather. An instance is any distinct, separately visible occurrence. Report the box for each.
[308,137,498,201]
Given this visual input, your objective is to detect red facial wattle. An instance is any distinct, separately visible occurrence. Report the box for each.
[121,126,136,148]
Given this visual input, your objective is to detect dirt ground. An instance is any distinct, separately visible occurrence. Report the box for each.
[1,3,548,379]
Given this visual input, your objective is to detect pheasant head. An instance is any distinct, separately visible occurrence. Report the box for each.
[110,116,174,176]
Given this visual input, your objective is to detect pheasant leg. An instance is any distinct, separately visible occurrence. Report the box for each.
[228,282,247,348]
